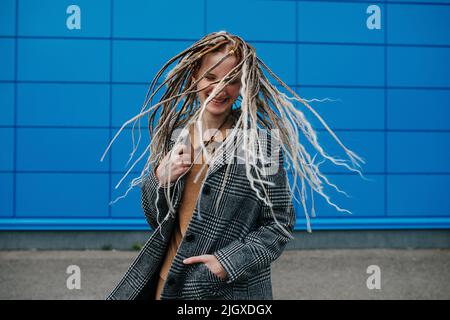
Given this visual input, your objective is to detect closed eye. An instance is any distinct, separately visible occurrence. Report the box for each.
[204,73,215,80]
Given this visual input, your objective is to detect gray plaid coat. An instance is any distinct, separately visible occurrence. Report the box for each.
[106,129,296,300]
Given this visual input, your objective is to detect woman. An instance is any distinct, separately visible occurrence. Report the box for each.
[102,31,364,300]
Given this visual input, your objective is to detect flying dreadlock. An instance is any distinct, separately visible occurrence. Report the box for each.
[100,30,366,238]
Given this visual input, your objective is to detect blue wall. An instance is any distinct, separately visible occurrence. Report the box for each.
[1,0,450,230]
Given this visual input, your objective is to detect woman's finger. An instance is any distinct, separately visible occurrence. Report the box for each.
[183,255,209,264]
[169,144,188,162]
[177,144,189,154]
[180,153,191,164]
[169,144,184,159]
[174,160,188,167]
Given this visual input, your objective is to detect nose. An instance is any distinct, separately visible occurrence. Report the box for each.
[207,82,229,97]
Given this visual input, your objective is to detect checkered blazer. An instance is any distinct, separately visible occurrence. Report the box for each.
[106,129,296,300]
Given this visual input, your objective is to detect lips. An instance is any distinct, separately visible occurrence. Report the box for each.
[208,95,229,104]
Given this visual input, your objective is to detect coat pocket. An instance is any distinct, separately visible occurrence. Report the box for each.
[197,263,233,299]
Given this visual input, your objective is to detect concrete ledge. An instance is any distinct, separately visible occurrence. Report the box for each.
[286,229,450,249]
[0,230,152,251]
[0,229,449,250]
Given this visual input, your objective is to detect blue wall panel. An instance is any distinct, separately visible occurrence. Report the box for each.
[314,131,385,174]
[16,128,110,171]
[0,129,14,171]
[0,0,16,36]
[111,128,150,173]
[0,174,13,217]
[110,173,144,219]
[301,87,385,130]
[388,4,450,45]
[298,44,385,86]
[207,0,296,41]
[297,2,384,43]
[15,173,109,218]
[114,0,204,39]
[112,40,190,83]
[388,132,450,173]
[17,83,110,126]
[18,39,110,82]
[388,175,450,217]
[388,89,450,130]
[1,0,449,230]
[18,0,111,37]
[304,174,385,218]
[254,42,297,86]
[0,39,15,80]
[0,83,15,126]
[389,0,450,3]
[111,84,150,127]
[388,47,450,87]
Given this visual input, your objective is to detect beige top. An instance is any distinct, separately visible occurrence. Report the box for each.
[155,119,233,300]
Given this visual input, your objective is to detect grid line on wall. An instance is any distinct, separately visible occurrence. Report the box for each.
[2,80,450,90]
[2,170,450,175]
[290,0,450,6]
[2,35,450,49]
[4,126,450,133]
[108,0,114,218]
[384,0,388,218]
[12,0,19,218]
[204,0,207,34]
[295,0,299,112]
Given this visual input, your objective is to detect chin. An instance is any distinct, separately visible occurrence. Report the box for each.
[206,108,228,116]
[205,103,232,116]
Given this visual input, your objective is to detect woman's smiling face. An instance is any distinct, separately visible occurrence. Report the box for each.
[193,49,241,117]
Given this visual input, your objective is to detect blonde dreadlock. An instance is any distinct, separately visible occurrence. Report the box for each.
[100,30,366,237]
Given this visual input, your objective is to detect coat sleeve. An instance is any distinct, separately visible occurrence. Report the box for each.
[140,165,177,230]
[213,149,296,284]
[140,138,184,230]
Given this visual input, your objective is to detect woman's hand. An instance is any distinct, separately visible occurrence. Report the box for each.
[183,254,228,281]
[155,144,191,186]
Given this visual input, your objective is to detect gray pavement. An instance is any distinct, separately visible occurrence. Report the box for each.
[0,249,449,300]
